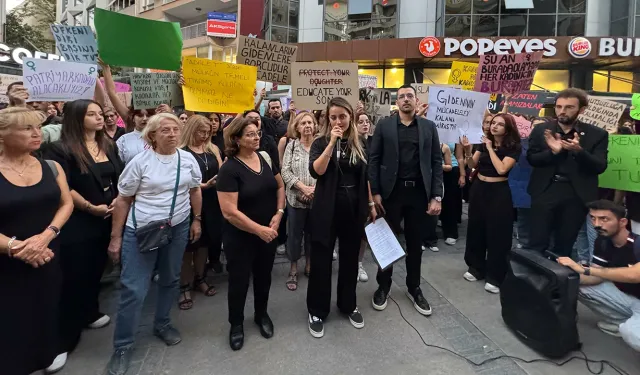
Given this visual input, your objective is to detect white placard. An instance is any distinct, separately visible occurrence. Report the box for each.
[0,73,22,103]
[426,86,489,144]
[364,218,406,270]
[22,58,97,102]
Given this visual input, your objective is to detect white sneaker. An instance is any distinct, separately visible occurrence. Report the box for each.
[45,352,67,374]
[597,321,622,337]
[484,282,500,294]
[332,250,338,260]
[444,238,457,245]
[276,244,286,255]
[516,243,523,249]
[88,314,111,329]
[358,263,368,282]
[428,246,439,252]
[421,245,426,251]
[463,272,477,282]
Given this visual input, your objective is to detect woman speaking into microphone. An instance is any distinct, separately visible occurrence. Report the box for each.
[306,97,376,339]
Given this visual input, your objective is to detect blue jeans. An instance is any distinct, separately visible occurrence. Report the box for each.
[573,215,597,263]
[113,219,190,350]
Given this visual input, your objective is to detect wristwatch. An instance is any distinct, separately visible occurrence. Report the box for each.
[433,196,442,202]
[277,208,285,214]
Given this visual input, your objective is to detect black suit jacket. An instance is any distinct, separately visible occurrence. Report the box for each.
[45,141,124,244]
[368,114,444,200]
[526,120,608,204]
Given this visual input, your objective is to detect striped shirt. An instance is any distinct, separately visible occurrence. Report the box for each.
[281,139,316,208]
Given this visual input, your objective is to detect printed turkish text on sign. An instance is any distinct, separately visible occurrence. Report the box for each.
[50,25,98,64]
[22,58,97,102]
[131,72,183,109]
[291,62,359,110]
[577,97,626,132]
[236,36,297,85]
[474,51,543,94]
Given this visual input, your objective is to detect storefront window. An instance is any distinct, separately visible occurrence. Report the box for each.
[445,15,472,37]
[531,70,568,92]
[384,68,404,89]
[593,71,634,93]
[556,15,585,36]
[499,14,527,36]
[265,0,298,43]
[324,0,397,41]
[422,68,450,85]
[358,68,384,88]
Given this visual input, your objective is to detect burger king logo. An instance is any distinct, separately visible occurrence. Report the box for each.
[568,37,592,58]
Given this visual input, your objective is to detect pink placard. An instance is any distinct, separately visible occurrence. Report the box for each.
[514,115,532,139]
[474,51,543,94]
[100,78,131,93]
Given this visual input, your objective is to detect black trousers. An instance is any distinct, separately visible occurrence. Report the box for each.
[277,207,288,246]
[307,188,361,320]
[528,182,588,257]
[226,233,276,326]
[377,181,429,294]
[441,167,461,240]
[58,236,109,353]
[464,180,514,286]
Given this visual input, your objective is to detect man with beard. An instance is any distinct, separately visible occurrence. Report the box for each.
[556,200,640,351]
[527,88,608,256]
[264,99,288,141]
[369,84,443,315]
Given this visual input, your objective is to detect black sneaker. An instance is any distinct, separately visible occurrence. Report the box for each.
[308,314,324,338]
[372,287,389,311]
[348,308,364,329]
[406,288,432,316]
[106,348,132,375]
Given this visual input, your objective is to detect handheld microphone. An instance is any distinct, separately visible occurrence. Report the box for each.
[337,137,341,159]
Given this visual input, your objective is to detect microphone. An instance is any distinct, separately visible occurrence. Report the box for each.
[337,137,342,159]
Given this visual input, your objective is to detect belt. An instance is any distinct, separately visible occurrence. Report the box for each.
[552,174,571,182]
[399,180,421,187]
[339,185,356,188]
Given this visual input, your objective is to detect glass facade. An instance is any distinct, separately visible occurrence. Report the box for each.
[611,0,640,37]
[441,0,586,37]
[264,0,299,44]
[324,0,398,41]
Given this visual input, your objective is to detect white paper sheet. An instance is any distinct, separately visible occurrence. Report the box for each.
[365,218,406,270]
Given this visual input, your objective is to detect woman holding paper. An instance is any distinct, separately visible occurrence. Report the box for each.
[461,113,521,294]
[306,97,376,339]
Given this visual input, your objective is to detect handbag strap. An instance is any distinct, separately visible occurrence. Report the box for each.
[132,151,181,229]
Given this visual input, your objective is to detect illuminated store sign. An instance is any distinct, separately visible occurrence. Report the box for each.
[0,44,63,65]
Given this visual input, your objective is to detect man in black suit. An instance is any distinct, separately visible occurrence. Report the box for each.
[368,84,444,316]
[527,88,608,256]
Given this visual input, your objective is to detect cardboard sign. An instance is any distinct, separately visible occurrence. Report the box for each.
[474,51,543,94]
[426,86,490,144]
[0,73,22,103]
[182,56,257,113]
[290,62,358,110]
[100,79,131,93]
[514,115,533,138]
[577,97,626,132]
[50,25,98,64]
[630,93,640,120]
[501,91,546,117]
[130,72,183,109]
[448,61,477,90]
[599,135,640,193]
[236,36,297,85]
[22,58,97,102]
[358,74,378,89]
[412,83,462,104]
[359,88,391,120]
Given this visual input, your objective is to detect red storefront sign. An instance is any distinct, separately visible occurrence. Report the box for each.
[207,20,237,38]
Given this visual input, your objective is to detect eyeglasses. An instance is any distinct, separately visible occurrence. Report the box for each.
[245,130,262,139]
[196,130,211,136]
[398,94,415,100]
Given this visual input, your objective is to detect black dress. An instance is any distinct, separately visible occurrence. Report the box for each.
[0,159,62,375]
[184,147,222,256]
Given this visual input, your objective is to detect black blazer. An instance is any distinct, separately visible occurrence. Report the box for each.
[45,141,124,244]
[526,120,608,204]
[368,114,444,200]
[308,136,369,248]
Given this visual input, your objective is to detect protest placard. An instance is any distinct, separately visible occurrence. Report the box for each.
[599,135,640,192]
[182,57,257,113]
[500,91,546,117]
[630,93,640,120]
[426,86,490,144]
[236,36,297,85]
[22,58,97,102]
[130,72,183,109]
[474,51,543,94]
[0,73,22,103]
[514,115,533,138]
[358,74,378,89]
[448,61,478,90]
[359,88,391,124]
[412,83,462,104]
[94,8,182,71]
[100,79,131,93]
[50,25,98,64]
[290,62,358,110]
[577,96,626,132]
[487,93,503,113]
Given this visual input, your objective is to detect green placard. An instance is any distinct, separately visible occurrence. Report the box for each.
[630,93,640,121]
[598,135,640,193]
[94,8,182,71]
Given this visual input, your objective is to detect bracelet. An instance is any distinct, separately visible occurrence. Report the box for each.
[193,214,202,221]
[368,201,375,207]
[277,208,285,214]
[6,236,16,257]
[47,226,60,237]
[84,200,91,211]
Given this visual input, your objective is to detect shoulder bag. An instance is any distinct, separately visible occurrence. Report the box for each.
[133,151,181,253]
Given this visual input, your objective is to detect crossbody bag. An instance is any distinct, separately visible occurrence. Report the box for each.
[132,151,181,253]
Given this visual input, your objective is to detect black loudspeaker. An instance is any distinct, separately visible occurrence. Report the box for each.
[500,249,582,358]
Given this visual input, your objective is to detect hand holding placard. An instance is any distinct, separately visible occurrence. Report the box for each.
[599,136,640,192]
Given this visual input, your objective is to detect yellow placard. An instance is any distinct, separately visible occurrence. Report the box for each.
[182,56,257,113]
[448,61,478,91]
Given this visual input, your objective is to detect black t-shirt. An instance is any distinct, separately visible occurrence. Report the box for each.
[216,152,279,236]
[592,234,640,299]
[337,149,363,188]
[397,118,421,180]
[476,143,521,178]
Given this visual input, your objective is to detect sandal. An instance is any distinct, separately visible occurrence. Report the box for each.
[194,276,217,297]
[178,284,193,310]
[286,273,298,291]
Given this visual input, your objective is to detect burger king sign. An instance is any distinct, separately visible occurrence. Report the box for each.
[568,37,592,58]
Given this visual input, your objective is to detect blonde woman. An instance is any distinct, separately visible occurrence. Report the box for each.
[177,115,223,310]
[306,97,377,338]
[105,113,203,375]
[281,111,317,291]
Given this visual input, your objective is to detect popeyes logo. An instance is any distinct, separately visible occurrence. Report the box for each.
[568,37,592,58]
[419,37,441,58]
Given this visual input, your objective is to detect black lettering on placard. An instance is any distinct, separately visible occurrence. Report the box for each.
[237,36,297,85]
[50,25,98,64]
[131,72,184,109]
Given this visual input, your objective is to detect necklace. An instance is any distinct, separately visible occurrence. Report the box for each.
[339,142,349,159]
[1,158,36,177]
[192,148,209,171]
[154,152,176,164]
